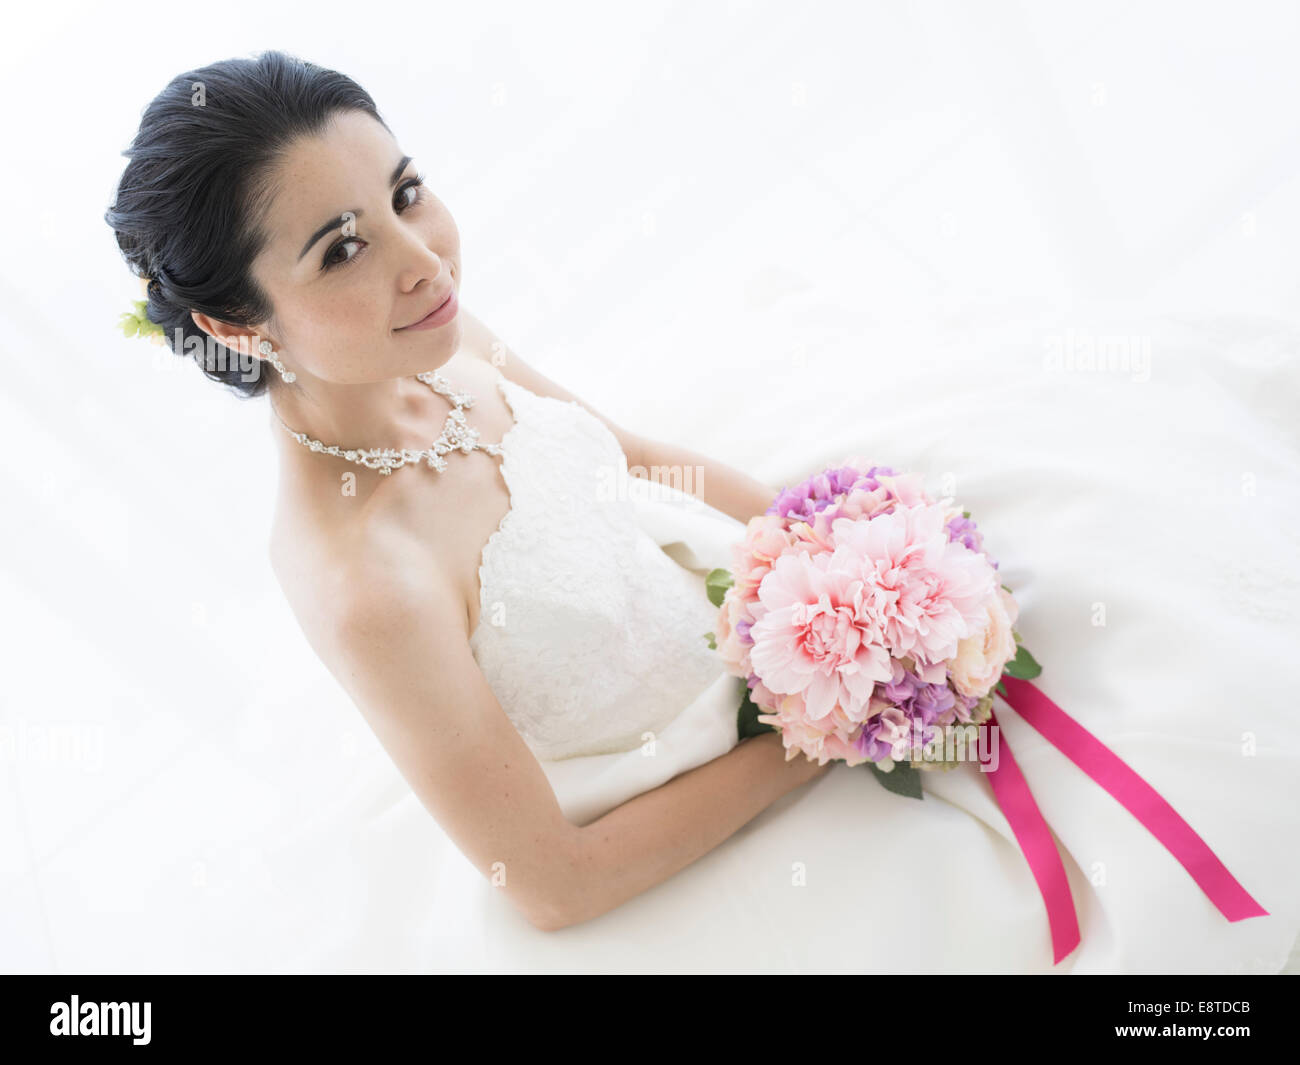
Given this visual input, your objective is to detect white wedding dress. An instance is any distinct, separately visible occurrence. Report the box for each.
[353,361,1296,975]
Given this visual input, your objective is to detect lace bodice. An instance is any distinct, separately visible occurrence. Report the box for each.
[467,369,731,761]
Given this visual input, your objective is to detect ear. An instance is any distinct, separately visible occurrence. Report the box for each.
[191,311,272,355]
[191,310,234,343]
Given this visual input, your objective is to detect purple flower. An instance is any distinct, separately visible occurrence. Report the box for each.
[853,660,958,761]
[766,462,899,520]
[881,659,921,704]
[853,707,941,762]
[911,681,956,723]
[945,514,1000,571]
[941,690,983,725]
[946,515,979,548]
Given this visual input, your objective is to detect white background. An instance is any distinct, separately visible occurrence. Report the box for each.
[1,0,1297,973]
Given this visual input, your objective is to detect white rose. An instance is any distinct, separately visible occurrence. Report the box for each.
[949,586,1019,698]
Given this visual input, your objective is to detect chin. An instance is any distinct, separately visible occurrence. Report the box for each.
[403,324,461,369]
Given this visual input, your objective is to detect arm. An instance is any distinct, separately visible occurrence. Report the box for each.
[632,435,782,526]
[328,544,583,931]
[328,526,827,933]
[559,731,828,930]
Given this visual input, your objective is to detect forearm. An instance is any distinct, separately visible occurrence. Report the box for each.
[631,435,779,526]
[555,732,826,929]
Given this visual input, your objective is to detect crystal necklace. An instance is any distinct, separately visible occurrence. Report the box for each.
[272,370,503,475]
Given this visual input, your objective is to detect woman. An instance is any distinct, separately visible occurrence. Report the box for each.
[106,50,829,937]
[106,51,1293,974]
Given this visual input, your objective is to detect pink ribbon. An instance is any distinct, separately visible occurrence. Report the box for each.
[983,676,1269,966]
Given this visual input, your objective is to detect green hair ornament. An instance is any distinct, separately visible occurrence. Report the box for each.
[119,277,166,345]
[119,299,167,344]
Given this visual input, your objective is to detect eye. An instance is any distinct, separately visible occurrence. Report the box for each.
[395,173,429,211]
[321,172,430,272]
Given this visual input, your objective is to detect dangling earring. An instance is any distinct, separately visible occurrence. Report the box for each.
[258,339,296,384]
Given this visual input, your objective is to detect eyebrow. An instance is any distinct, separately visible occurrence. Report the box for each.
[296,155,413,263]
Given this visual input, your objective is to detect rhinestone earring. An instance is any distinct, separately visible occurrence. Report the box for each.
[258,339,296,384]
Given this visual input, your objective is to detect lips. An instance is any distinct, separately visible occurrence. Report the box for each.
[399,287,454,330]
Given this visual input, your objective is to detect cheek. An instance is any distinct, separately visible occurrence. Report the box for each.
[429,203,461,256]
[288,288,385,380]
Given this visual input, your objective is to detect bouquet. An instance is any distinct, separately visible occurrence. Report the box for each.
[702,457,1266,963]
[703,458,1039,798]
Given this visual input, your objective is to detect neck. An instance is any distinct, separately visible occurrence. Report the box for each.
[267,357,460,456]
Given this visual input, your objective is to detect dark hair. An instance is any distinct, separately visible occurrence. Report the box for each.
[105,50,390,398]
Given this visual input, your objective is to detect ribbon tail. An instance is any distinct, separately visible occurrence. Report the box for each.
[998,675,1270,922]
[982,708,1081,965]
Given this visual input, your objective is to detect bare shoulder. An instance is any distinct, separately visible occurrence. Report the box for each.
[456,305,645,469]
[269,478,463,638]
[328,511,468,649]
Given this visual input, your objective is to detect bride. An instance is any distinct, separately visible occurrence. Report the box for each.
[107,51,1295,973]
[106,50,828,937]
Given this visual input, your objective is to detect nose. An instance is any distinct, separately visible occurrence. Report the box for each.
[395,227,448,293]
[397,259,445,296]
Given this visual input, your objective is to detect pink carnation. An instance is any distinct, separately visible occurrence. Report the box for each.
[746,550,894,723]
[731,515,792,598]
[756,691,875,766]
[829,503,997,665]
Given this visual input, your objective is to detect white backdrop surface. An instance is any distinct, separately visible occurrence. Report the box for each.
[0,0,1297,973]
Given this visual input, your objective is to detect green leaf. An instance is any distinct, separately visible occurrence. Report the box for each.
[1002,643,1042,679]
[705,567,734,607]
[737,685,777,740]
[702,631,716,650]
[867,760,924,800]
[1001,584,1013,594]
[994,679,1008,697]
[962,510,971,519]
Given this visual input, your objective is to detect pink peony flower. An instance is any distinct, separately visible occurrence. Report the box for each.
[746,550,895,722]
[949,585,1020,698]
[830,503,997,665]
[747,675,783,712]
[871,472,930,508]
[756,691,870,766]
[715,591,752,678]
[788,518,835,555]
[731,515,793,598]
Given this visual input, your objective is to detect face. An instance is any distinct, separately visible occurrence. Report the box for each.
[244,109,462,385]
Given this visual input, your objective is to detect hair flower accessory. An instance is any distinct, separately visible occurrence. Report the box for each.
[119,276,166,345]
